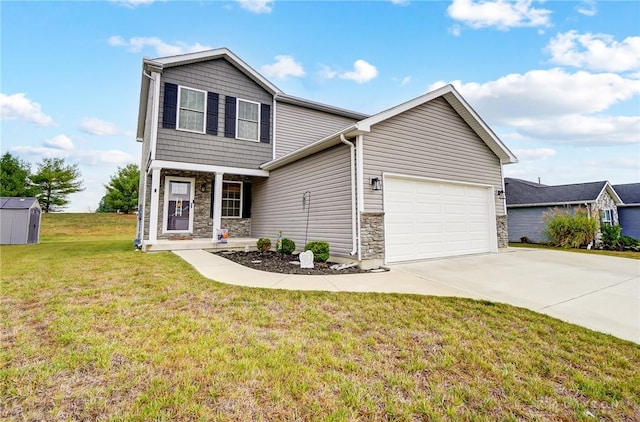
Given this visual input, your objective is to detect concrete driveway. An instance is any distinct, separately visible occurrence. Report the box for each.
[390,248,640,344]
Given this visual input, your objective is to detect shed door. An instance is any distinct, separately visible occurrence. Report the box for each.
[28,207,40,244]
[384,177,496,263]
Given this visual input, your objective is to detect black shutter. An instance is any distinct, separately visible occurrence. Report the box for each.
[224,96,236,138]
[206,92,219,135]
[242,182,252,218]
[162,83,178,129]
[260,104,271,143]
[210,177,215,219]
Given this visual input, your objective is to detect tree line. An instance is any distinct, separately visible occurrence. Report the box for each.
[0,152,139,213]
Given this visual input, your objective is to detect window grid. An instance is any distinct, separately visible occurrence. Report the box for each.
[237,99,259,141]
[222,182,242,218]
[178,87,206,133]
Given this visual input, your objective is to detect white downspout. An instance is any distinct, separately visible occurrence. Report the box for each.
[272,95,277,160]
[356,134,364,261]
[340,134,357,256]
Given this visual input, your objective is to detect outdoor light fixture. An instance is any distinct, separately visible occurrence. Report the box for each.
[495,189,505,199]
[370,177,382,191]
[201,183,207,192]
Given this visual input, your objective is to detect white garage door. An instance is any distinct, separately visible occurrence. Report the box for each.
[384,177,496,263]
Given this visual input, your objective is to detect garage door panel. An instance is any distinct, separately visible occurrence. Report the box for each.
[385,177,495,263]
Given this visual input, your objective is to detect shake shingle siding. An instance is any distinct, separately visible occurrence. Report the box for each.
[157,59,273,169]
[275,102,358,158]
[362,97,504,214]
[251,144,353,257]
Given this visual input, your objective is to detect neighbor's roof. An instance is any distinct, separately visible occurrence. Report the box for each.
[613,183,640,205]
[0,197,40,209]
[505,178,623,207]
[262,84,518,170]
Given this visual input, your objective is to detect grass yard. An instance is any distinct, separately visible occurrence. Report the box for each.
[2,214,639,421]
[509,242,640,260]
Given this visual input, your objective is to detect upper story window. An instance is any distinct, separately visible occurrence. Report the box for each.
[178,87,206,133]
[237,99,260,141]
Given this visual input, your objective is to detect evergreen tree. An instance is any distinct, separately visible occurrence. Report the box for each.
[31,158,83,212]
[97,164,140,214]
[0,152,38,197]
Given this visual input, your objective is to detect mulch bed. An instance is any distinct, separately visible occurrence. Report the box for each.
[212,250,385,275]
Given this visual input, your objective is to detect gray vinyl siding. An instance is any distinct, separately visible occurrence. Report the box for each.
[362,97,505,215]
[251,144,354,257]
[618,207,640,239]
[507,207,550,243]
[157,59,273,169]
[275,102,358,158]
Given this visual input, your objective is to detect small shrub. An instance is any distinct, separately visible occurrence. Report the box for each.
[620,235,639,248]
[600,224,622,249]
[543,207,598,248]
[304,241,330,262]
[256,237,271,252]
[520,236,531,244]
[280,238,295,254]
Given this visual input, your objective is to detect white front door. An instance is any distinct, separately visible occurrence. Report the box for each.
[163,177,195,234]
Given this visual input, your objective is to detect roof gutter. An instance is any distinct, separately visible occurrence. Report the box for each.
[261,123,363,170]
[507,200,598,208]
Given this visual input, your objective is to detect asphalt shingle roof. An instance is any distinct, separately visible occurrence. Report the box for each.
[0,197,39,209]
[613,183,640,205]
[504,178,608,206]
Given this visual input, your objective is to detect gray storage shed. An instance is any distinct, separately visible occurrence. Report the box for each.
[0,197,42,244]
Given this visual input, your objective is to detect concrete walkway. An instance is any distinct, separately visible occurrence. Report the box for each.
[173,249,639,344]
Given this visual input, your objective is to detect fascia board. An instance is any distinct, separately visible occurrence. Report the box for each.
[149,160,269,177]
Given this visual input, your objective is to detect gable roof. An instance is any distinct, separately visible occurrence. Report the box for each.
[0,197,40,209]
[505,178,623,207]
[613,183,640,205]
[263,84,517,170]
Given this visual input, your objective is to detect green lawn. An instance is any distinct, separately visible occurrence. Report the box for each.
[2,214,639,421]
[509,241,640,260]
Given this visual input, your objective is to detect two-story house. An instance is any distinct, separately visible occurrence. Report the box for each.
[135,48,517,268]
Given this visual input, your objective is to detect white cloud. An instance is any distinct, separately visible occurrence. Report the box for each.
[389,0,410,5]
[431,68,640,146]
[0,93,55,126]
[447,0,551,30]
[449,25,462,37]
[340,60,378,83]
[547,31,640,72]
[236,0,273,13]
[261,55,305,79]
[317,65,338,80]
[110,0,155,8]
[392,76,411,86]
[44,134,74,151]
[79,117,120,136]
[512,148,556,160]
[109,36,211,57]
[576,0,597,16]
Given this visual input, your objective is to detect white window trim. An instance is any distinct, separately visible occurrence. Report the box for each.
[162,176,196,234]
[177,86,207,134]
[601,209,613,224]
[236,98,260,142]
[222,181,243,219]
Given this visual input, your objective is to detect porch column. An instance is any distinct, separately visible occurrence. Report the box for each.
[148,168,161,243]
[212,172,224,239]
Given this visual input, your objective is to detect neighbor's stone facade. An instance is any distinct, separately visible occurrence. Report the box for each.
[592,190,619,225]
[360,212,385,259]
[496,215,508,248]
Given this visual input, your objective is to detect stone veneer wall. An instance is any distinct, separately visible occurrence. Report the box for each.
[496,215,508,248]
[221,218,251,237]
[360,212,385,259]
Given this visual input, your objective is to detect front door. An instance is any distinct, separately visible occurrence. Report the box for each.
[164,177,195,233]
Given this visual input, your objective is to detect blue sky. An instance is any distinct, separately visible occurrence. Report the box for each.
[2,0,639,212]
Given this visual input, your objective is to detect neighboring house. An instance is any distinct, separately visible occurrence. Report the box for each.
[613,183,640,239]
[505,178,622,243]
[0,197,42,245]
[135,48,517,267]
